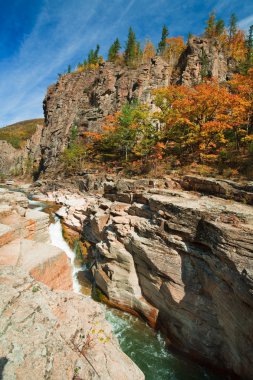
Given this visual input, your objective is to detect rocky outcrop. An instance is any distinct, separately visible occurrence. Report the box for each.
[0,39,236,177]
[40,38,236,175]
[180,175,253,204]
[41,57,171,174]
[173,37,234,85]
[0,188,144,379]
[0,266,144,380]
[37,177,253,379]
[0,188,72,290]
[0,124,43,176]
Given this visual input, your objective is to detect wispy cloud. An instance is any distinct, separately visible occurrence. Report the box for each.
[0,0,135,126]
[0,0,252,126]
[239,14,253,31]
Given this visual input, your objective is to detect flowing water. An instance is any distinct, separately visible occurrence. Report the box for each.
[31,199,228,380]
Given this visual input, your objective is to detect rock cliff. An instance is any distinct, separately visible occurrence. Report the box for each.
[0,124,43,176]
[35,175,253,380]
[0,38,236,177]
[40,37,234,175]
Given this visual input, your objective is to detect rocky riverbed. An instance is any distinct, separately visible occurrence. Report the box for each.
[0,187,144,380]
[33,174,253,380]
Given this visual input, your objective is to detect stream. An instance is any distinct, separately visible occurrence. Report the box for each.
[30,198,228,380]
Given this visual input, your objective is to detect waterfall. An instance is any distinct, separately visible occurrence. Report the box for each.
[48,217,82,293]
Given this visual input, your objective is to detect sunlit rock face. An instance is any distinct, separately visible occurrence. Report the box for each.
[86,179,253,380]
[0,266,145,380]
[38,176,253,380]
[0,124,43,176]
[40,38,233,175]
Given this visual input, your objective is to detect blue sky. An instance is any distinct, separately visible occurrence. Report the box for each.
[0,0,253,127]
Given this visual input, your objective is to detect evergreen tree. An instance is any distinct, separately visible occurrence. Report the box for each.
[245,25,253,70]
[108,38,121,62]
[67,64,71,73]
[229,13,238,42]
[125,27,138,65]
[157,25,169,54]
[187,33,193,43]
[204,12,216,38]
[136,41,142,60]
[215,19,225,36]
[87,44,100,65]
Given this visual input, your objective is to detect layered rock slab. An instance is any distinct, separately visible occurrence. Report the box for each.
[31,177,253,379]
[0,266,144,380]
[42,178,253,380]
[0,188,70,290]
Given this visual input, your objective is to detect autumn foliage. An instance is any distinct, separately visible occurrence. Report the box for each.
[60,12,253,177]
[67,70,253,177]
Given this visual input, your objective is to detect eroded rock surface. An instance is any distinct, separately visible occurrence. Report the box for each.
[0,188,72,290]
[0,267,144,380]
[0,124,43,176]
[38,176,253,379]
[0,188,144,379]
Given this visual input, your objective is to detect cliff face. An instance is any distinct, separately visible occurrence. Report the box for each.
[40,37,234,175]
[41,56,171,174]
[173,37,234,85]
[34,175,253,380]
[0,124,43,176]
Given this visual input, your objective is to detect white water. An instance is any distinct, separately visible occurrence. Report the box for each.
[49,217,82,293]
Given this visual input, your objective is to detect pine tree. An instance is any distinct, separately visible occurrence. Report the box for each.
[245,25,253,71]
[204,12,216,38]
[187,33,193,43]
[87,44,100,65]
[157,25,169,54]
[125,27,138,65]
[136,41,142,61]
[215,19,225,36]
[108,38,121,62]
[67,64,71,73]
[229,13,238,42]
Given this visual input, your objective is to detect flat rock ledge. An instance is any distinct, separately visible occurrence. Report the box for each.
[0,267,144,380]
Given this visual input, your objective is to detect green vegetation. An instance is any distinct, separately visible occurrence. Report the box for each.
[58,13,253,180]
[124,27,142,66]
[157,25,169,55]
[60,126,87,173]
[32,285,40,293]
[108,38,121,62]
[0,118,44,149]
[61,13,253,77]
[78,68,253,179]
[229,13,238,42]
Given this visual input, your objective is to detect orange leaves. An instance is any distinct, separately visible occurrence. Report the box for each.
[229,70,253,101]
[83,131,102,141]
[163,36,186,64]
[151,142,166,160]
[154,78,250,159]
[166,36,185,49]
[143,40,156,62]
[228,30,247,62]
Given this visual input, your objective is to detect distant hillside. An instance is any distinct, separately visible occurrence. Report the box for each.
[0,118,44,149]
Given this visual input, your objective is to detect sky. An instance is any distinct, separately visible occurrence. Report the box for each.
[0,0,253,127]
